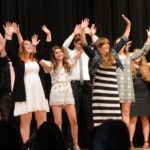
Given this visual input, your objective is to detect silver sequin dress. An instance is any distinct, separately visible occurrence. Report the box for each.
[116,44,150,103]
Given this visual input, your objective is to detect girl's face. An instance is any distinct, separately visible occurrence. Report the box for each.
[98,42,110,55]
[23,40,34,54]
[54,48,64,61]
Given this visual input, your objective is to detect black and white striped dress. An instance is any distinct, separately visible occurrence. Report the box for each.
[92,65,122,127]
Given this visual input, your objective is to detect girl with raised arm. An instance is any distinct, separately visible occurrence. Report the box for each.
[80,15,131,127]
[4,22,51,143]
[40,45,82,150]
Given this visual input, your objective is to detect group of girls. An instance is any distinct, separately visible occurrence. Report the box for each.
[1,14,150,149]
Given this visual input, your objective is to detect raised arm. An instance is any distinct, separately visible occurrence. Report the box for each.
[3,22,19,65]
[84,24,99,43]
[42,25,52,42]
[122,14,131,39]
[12,23,24,44]
[113,15,131,52]
[35,25,52,60]
[80,18,95,59]
[131,28,150,60]
[39,59,53,73]
[63,24,81,50]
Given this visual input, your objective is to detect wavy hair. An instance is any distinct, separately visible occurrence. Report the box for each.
[50,46,71,73]
[96,37,115,68]
[131,48,150,81]
[19,41,36,62]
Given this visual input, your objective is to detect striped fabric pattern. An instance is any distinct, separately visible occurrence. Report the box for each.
[92,66,122,127]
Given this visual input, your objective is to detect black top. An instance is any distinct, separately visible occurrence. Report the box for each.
[5,40,51,102]
[0,56,11,96]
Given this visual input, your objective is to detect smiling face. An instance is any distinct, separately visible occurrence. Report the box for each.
[54,48,64,61]
[23,40,34,54]
[96,37,110,55]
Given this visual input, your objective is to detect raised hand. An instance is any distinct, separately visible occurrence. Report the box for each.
[90,24,97,36]
[3,22,15,39]
[122,14,131,26]
[12,23,20,34]
[81,18,89,29]
[42,25,51,35]
[84,27,91,35]
[31,34,40,46]
[125,41,132,52]
[42,25,52,42]
[73,24,81,35]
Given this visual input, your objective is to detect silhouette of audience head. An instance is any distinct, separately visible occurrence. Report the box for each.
[89,119,130,150]
[33,121,67,150]
[0,120,23,150]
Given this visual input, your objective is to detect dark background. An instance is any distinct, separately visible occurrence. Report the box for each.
[0,0,150,48]
[0,0,149,147]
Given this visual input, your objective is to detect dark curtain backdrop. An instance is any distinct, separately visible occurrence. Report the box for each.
[0,0,150,146]
[0,0,150,48]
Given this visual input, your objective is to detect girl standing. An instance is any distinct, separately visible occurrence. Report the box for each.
[40,46,82,150]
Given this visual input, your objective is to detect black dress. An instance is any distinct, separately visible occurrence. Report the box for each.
[130,70,150,116]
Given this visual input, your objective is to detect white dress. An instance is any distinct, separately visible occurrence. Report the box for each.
[50,67,75,106]
[14,61,49,116]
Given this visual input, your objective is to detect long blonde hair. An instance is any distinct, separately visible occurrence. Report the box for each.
[131,48,150,81]
[51,46,71,73]
[19,41,36,62]
[96,37,115,68]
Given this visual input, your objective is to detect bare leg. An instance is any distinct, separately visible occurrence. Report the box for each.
[51,105,63,130]
[34,110,47,128]
[129,116,138,144]
[140,116,149,147]
[121,102,131,128]
[20,112,32,143]
[64,104,79,150]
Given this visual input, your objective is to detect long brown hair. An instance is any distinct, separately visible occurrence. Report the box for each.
[131,48,150,81]
[19,41,36,62]
[96,37,115,68]
[51,46,71,73]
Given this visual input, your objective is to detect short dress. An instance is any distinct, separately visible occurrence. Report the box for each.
[116,56,135,103]
[14,61,49,116]
[117,45,150,103]
[130,70,150,116]
[49,67,75,106]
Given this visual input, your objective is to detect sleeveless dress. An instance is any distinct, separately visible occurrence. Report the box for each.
[14,61,49,116]
[49,67,75,106]
[117,45,150,103]
[92,65,122,127]
[130,70,150,116]
[116,56,135,103]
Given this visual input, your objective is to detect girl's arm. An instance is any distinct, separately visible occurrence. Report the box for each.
[39,59,53,73]
[131,28,150,60]
[80,19,95,59]
[63,24,81,50]
[13,23,24,44]
[3,22,19,65]
[113,15,131,52]
[35,25,52,60]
